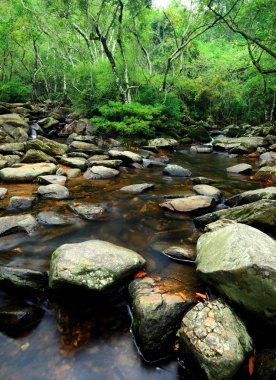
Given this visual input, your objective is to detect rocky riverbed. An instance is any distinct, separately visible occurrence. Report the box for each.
[0,101,276,380]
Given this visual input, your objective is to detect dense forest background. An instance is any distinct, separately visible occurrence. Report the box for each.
[0,0,275,138]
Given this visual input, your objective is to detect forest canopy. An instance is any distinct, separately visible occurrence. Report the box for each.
[0,0,275,133]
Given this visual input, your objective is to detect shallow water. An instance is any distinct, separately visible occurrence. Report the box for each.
[0,149,263,380]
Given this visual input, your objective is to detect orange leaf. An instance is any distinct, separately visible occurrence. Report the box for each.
[135,271,147,278]
[249,176,254,180]
[195,292,208,300]
[267,179,273,184]
[248,349,256,376]
[175,292,188,301]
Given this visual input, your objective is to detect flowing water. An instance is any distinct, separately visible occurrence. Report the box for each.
[0,149,263,380]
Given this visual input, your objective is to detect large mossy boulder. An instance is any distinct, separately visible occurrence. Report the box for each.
[0,113,29,129]
[26,136,68,156]
[225,187,276,207]
[49,240,145,294]
[196,223,276,325]
[178,299,253,380]
[21,149,57,164]
[0,162,57,182]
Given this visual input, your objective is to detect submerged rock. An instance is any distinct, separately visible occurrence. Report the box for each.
[37,184,69,199]
[7,196,35,212]
[119,183,155,194]
[226,163,252,174]
[196,223,276,325]
[49,240,145,294]
[0,163,57,182]
[178,299,253,380]
[0,214,38,236]
[193,184,222,202]
[192,177,216,185]
[0,304,45,333]
[225,187,276,207]
[84,166,119,179]
[69,203,106,220]
[163,164,192,177]
[160,196,215,213]
[36,211,74,225]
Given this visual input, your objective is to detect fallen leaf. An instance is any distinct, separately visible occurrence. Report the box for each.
[267,179,273,184]
[135,271,147,278]
[248,349,256,376]
[195,292,208,300]
[249,176,254,180]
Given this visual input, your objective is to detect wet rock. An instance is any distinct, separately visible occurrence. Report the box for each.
[0,265,48,293]
[37,174,67,186]
[160,196,215,213]
[84,166,119,179]
[196,223,276,325]
[163,164,192,177]
[0,187,7,199]
[255,166,276,183]
[214,136,267,151]
[0,162,57,182]
[0,142,25,153]
[7,196,35,212]
[226,163,252,174]
[56,166,81,178]
[108,149,143,164]
[143,158,166,168]
[204,219,237,232]
[87,154,109,162]
[0,214,38,236]
[88,159,122,168]
[129,276,193,361]
[0,113,29,129]
[119,183,155,194]
[69,203,106,220]
[59,156,87,170]
[178,299,253,380]
[192,177,216,185]
[147,138,178,149]
[26,136,68,156]
[21,149,57,164]
[255,348,276,380]
[37,184,69,199]
[260,151,276,166]
[190,145,213,153]
[225,187,276,207]
[67,151,89,159]
[194,199,276,234]
[0,304,45,333]
[0,154,21,169]
[193,184,222,202]
[37,116,59,129]
[49,240,145,294]
[163,246,196,261]
[70,140,102,153]
[36,211,74,225]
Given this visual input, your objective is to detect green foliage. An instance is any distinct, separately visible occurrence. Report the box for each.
[0,80,32,102]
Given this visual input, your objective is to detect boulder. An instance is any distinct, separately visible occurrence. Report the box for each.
[49,240,145,294]
[37,117,59,129]
[0,113,29,129]
[0,187,7,199]
[226,163,252,174]
[143,158,166,168]
[70,141,102,152]
[0,304,45,333]
[7,196,35,212]
[37,175,67,186]
[68,203,106,221]
[36,211,74,225]
[204,219,237,232]
[88,159,122,169]
[147,138,178,149]
[56,166,81,178]
[196,223,276,325]
[163,164,192,177]
[260,151,276,166]
[0,214,38,236]
[129,276,193,361]
[0,142,25,153]
[0,163,57,182]
[37,184,69,199]
[119,183,155,194]
[214,137,267,151]
[21,149,57,164]
[192,177,216,185]
[190,145,213,153]
[59,157,87,170]
[108,149,143,164]
[0,154,21,169]
[26,136,68,156]
[194,199,276,234]
[225,187,276,207]
[193,184,222,202]
[84,166,119,180]
[255,166,276,183]
[178,299,253,380]
[160,196,216,213]
[162,246,196,261]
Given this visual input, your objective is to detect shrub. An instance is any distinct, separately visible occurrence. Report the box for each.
[0,80,32,102]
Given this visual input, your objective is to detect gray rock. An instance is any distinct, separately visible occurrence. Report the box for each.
[190,145,213,153]
[147,138,178,149]
[214,136,267,151]
[196,223,276,325]
[84,166,119,179]
[70,140,102,152]
[37,117,59,129]
[21,149,57,164]
[129,276,192,361]
[260,151,276,165]
[49,240,145,293]
[163,246,196,261]
[192,177,216,185]
[119,183,155,194]
[88,159,122,168]
[59,157,87,170]
[37,174,67,186]
[0,142,25,153]
[178,299,253,380]
[204,219,237,232]
[255,166,276,183]
[194,199,276,234]
[163,164,192,177]
[36,211,74,225]
[108,149,143,164]
[0,163,57,182]
[0,214,38,236]
[225,187,276,207]
[37,184,69,199]
[26,136,68,156]
[0,113,29,129]
[226,163,252,174]
[7,196,35,212]
[143,159,166,168]
[160,196,216,213]
[193,184,222,202]
[69,203,105,221]
[0,187,7,199]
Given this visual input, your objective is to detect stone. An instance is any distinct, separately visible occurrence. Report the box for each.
[70,140,102,152]
[59,157,87,170]
[163,246,196,261]
[68,203,106,221]
[196,223,276,325]
[260,151,276,165]
[21,149,57,164]
[0,142,25,153]
[0,113,29,129]
[0,187,7,199]
[214,136,267,151]
[226,163,252,174]
[129,276,193,361]
[67,152,89,159]
[0,154,21,169]
[178,299,253,380]
[119,183,155,194]
[192,177,216,185]
[37,175,67,186]
[225,187,276,207]
[160,196,216,213]
[37,116,59,129]
[84,166,119,179]
[190,145,213,153]
[0,214,38,236]
[108,149,143,164]
[143,159,166,168]
[147,138,178,149]
[255,166,276,183]
[37,184,69,199]
[0,162,57,182]
[204,219,237,232]
[7,196,35,212]
[163,164,192,177]
[26,136,68,156]
[36,211,74,225]
[56,166,81,178]
[0,304,45,333]
[49,240,145,293]
[88,159,122,169]
[194,199,276,234]
[193,184,222,202]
